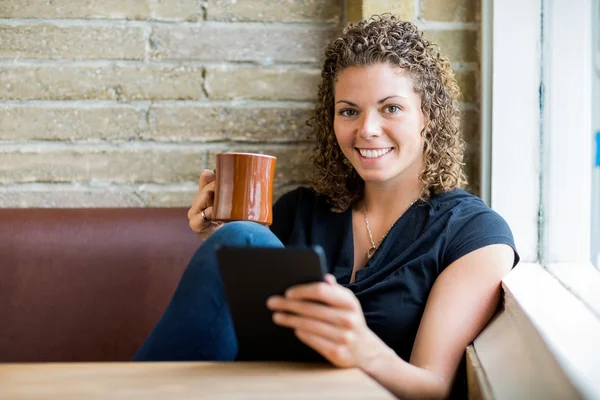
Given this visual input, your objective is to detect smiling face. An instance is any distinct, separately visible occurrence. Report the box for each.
[333,63,426,187]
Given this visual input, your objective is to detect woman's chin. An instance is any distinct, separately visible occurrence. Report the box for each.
[357,169,414,186]
[357,173,393,184]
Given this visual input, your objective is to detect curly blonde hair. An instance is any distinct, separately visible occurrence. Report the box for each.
[308,14,467,211]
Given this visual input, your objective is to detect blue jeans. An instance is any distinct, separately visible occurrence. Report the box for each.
[133,221,283,362]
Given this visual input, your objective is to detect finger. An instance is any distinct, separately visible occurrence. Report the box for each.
[198,169,216,190]
[286,282,359,312]
[188,193,202,220]
[273,312,352,344]
[325,274,337,284]
[189,205,214,232]
[188,170,215,219]
[267,297,359,330]
[188,183,215,220]
[295,330,349,366]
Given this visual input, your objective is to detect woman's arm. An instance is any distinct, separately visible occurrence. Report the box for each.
[267,243,514,399]
[362,243,514,399]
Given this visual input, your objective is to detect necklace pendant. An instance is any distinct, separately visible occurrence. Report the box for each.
[367,246,376,259]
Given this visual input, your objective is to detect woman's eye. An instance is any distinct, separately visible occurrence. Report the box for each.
[384,105,401,114]
[339,109,357,117]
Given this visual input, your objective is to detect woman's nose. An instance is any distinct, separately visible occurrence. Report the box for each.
[358,112,382,139]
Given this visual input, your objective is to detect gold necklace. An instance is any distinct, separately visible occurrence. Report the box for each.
[364,198,418,260]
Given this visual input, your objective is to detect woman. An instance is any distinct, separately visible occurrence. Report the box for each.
[134,15,519,399]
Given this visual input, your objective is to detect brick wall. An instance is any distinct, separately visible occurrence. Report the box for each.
[0,0,480,208]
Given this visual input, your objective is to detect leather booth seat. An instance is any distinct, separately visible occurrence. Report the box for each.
[0,208,200,362]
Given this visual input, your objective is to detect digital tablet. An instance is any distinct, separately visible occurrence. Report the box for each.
[215,245,328,362]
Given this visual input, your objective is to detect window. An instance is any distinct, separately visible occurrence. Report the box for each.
[481,0,600,397]
[485,0,598,308]
[592,0,600,270]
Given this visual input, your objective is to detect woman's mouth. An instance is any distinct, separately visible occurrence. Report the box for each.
[356,147,394,159]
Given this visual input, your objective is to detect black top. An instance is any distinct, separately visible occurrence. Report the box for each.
[270,186,519,397]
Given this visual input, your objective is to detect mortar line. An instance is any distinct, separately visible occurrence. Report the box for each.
[0,182,198,190]
[0,60,321,68]
[0,100,316,108]
[414,21,479,30]
[0,141,315,151]
[414,0,422,21]
[0,19,336,29]
[144,25,152,63]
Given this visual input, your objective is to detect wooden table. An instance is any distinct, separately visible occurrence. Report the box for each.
[0,362,395,399]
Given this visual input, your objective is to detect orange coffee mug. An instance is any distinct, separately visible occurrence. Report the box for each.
[212,152,277,225]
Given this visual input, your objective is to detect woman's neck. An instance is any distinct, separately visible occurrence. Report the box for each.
[360,178,424,222]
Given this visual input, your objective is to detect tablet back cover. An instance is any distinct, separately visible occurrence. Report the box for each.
[216,246,327,362]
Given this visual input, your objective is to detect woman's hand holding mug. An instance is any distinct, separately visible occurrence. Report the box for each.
[188,169,224,240]
[188,153,277,240]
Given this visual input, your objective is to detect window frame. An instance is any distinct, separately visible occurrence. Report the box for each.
[481,0,600,397]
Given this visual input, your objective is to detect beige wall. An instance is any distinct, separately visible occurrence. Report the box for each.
[0,0,479,208]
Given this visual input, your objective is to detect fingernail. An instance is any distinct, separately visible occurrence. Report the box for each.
[266,296,279,308]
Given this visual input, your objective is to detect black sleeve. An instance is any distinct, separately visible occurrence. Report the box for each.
[444,204,520,268]
[269,188,300,245]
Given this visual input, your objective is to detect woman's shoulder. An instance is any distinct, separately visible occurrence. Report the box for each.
[429,187,485,210]
[429,188,500,222]
[429,188,519,267]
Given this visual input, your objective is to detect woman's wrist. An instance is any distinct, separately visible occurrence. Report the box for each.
[359,336,448,400]
[359,331,397,377]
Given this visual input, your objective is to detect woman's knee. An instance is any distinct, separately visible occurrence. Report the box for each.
[184,221,282,278]
[206,221,281,248]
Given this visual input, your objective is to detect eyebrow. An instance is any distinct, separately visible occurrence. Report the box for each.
[335,95,407,107]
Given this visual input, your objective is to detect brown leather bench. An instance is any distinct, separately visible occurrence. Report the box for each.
[1,208,483,398]
[0,208,200,362]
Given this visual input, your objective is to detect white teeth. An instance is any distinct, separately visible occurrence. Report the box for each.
[358,148,392,158]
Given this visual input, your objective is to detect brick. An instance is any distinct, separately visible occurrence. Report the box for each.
[0,0,152,19]
[0,0,201,21]
[205,66,320,101]
[461,108,479,151]
[0,65,204,100]
[142,183,310,207]
[151,0,201,21]
[455,69,477,103]
[363,0,414,21]
[206,0,340,22]
[143,188,196,207]
[424,30,478,63]
[0,183,309,208]
[147,105,313,142]
[0,105,145,141]
[206,145,313,183]
[0,25,145,60]
[0,148,204,184]
[151,24,335,63]
[345,0,413,23]
[0,187,145,208]
[421,0,479,22]
[345,0,363,24]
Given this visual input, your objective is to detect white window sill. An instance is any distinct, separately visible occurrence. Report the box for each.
[545,262,600,319]
[472,263,600,399]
